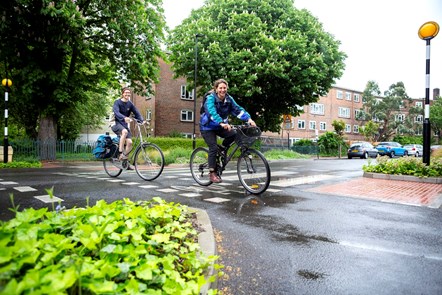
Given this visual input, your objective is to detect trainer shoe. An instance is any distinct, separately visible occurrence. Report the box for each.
[209,172,222,183]
[127,164,134,170]
[119,153,128,160]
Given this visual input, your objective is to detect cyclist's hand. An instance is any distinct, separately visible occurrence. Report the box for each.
[143,120,150,126]
[247,118,256,127]
[124,117,133,123]
[220,123,231,131]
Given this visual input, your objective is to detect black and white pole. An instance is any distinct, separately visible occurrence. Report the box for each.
[192,33,204,150]
[2,78,12,163]
[418,21,439,165]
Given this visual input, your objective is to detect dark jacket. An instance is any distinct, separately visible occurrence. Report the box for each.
[111,98,144,129]
[200,92,251,131]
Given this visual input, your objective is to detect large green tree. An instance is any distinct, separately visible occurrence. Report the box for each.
[359,81,412,141]
[167,0,346,132]
[430,96,442,141]
[0,0,166,146]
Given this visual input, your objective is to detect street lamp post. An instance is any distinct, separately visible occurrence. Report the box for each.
[418,21,439,165]
[193,34,204,150]
[2,78,12,163]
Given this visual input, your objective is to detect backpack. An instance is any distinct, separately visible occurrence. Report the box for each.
[92,134,114,159]
[200,91,214,114]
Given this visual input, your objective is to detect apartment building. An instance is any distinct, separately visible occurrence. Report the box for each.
[81,59,439,144]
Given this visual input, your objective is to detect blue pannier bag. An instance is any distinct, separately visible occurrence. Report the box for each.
[92,135,113,159]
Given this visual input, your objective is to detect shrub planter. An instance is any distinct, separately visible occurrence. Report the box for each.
[363,172,442,184]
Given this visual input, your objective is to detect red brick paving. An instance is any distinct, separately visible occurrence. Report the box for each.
[308,177,442,208]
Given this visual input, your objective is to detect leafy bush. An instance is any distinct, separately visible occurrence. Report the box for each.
[392,135,423,145]
[0,197,220,294]
[0,161,41,169]
[163,147,193,165]
[363,156,442,177]
[293,139,313,146]
[317,131,347,156]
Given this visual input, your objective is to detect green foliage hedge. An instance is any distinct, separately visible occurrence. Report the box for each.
[0,197,220,294]
[363,156,442,177]
[0,161,41,169]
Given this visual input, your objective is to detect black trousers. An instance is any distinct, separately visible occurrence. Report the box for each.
[201,128,237,170]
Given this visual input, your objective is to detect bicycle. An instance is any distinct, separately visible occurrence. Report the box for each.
[103,119,165,181]
[190,125,271,194]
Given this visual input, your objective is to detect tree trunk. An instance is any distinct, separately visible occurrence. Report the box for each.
[38,115,57,160]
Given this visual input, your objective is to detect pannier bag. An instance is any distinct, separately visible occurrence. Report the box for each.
[92,134,115,159]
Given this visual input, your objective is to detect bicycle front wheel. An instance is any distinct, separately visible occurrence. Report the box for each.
[190,147,212,186]
[134,143,165,181]
[103,146,123,177]
[237,148,271,194]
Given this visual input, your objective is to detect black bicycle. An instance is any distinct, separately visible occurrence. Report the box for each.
[104,119,165,181]
[190,125,271,194]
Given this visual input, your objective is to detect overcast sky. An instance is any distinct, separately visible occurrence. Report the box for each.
[162,0,442,99]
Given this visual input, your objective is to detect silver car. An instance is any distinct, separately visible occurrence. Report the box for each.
[347,142,379,159]
[403,144,423,157]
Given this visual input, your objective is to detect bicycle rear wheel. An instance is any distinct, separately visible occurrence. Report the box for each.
[134,143,165,181]
[237,148,271,194]
[190,147,212,186]
[103,145,123,177]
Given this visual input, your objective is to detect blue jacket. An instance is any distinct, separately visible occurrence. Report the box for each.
[200,92,251,131]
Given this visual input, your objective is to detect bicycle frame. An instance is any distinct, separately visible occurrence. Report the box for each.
[189,124,271,194]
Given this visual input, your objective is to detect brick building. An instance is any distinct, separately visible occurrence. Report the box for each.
[81,59,439,144]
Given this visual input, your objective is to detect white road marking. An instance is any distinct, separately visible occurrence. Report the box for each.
[34,195,64,203]
[14,186,38,192]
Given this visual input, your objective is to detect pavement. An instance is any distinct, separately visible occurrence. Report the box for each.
[308,173,442,209]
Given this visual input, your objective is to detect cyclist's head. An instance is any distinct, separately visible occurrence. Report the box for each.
[121,87,131,95]
[213,79,228,90]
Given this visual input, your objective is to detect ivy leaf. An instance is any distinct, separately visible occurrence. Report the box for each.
[151,233,170,244]
[135,264,153,280]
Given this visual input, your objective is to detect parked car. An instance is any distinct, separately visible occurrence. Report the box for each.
[347,142,379,159]
[375,142,408,157]
[403,144,423,157]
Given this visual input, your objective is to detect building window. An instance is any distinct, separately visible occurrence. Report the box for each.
[182,133,192,139]
[415,101,423,108]
[354,94,360,102]
[345,124,351,133]
[415,115,423,123]
[354,109,362,120]
[298,120,305,129]
[353,125,359,133]
[309,103,324,115]
[180,85,194,100]
[345,92,352,100]
[338,107,350,118]
[181,109,194,122]
[395,114,405,122]
[309,121,316,130]
[146,109,152,121]
[336,90,343,99]
[319,122,326,131]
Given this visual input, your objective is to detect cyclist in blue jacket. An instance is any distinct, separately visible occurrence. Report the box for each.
[200,79,256,183]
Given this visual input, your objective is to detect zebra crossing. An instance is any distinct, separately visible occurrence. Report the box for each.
[0,168,340,206]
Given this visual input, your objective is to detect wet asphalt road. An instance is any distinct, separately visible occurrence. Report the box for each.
[1,159,441,295]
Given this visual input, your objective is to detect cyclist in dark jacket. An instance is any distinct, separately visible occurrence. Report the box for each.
[200,79,256,183]
[110,87,144,163]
